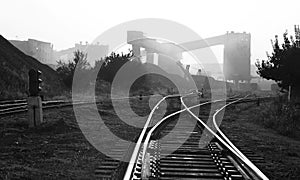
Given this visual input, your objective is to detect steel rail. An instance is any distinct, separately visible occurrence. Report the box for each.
[126,93,231,179]
[212,96,269,180]
[138,97,230,179]
[123,93,186,180]
[183,95,269,180]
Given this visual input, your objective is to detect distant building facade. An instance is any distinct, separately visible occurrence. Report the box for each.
[10,39,55,64]
[10,39,109,67]
[55,42,109,65]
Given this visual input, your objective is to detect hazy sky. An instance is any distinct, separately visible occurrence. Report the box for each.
[1,0,299,64]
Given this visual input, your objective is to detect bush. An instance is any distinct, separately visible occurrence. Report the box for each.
[256,96,300,138]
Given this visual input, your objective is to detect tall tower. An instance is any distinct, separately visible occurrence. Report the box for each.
[127,31,144,61]
[223,32,251,83]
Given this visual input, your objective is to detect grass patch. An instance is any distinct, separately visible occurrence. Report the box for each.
[253,96,300,139]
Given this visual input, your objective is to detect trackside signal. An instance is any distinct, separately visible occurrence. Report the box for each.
[28,69,42,96]
[28,69,43,127]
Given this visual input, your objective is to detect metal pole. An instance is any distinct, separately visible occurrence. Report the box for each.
[33,105,36,127]
[288,85,291,102]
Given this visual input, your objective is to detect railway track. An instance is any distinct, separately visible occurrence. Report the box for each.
[0,95,163,116]
[1,94,270,179]
[117,94,269,180]
[0,99,73,116]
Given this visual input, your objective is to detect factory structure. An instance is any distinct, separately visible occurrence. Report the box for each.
[127,30,252,88]
[10,31,251,83]
[10,39,108,68]
[9,33,274,90]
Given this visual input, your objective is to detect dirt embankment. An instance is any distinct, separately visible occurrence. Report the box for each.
[0,35,65,100]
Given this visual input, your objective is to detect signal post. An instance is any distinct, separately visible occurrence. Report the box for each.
[28,69,43,127]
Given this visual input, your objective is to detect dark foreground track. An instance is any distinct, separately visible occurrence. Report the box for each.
[124,95,269,180]
[0,95,269,179]
[141,116,248,179]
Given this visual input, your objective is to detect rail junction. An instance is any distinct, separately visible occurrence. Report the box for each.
[0,94,271,179]
[95,93,269,180]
